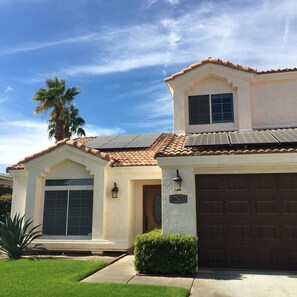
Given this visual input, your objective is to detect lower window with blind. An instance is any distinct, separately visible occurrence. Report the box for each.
[42,179,93,236]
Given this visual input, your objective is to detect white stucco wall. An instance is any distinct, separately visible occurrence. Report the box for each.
[104,167,161,247]
[161,167,196,235]
[158,152,297,236]
[10,171,27,216]
[167,63,297,134]
[251,75,297,129]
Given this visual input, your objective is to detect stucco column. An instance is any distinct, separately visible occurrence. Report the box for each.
[92,167,105,240]
[24,170,39,223]
[161,167,196,235]
[235,80,252,131]
[173,89,186,134]
[9,171,27,218]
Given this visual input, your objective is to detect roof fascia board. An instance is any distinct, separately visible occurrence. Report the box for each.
[24,144,108,171]
[156,152,297,168]
[253,71,297,83]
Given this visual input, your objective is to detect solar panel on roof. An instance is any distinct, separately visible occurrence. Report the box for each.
[185,133,229,147]
[229,131,278,145]
[85,135,119,149]
[124,133,162,148]
[85,133,161,149]
[269,130,297,143]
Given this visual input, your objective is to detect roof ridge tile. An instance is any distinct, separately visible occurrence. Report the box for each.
[165,57,297,82]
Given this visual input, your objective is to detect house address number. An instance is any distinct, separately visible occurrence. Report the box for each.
[169,194,187,204]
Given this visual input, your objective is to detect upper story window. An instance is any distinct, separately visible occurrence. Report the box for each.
[189,93,234,125]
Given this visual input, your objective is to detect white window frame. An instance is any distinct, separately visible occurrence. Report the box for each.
[43,183,94,239]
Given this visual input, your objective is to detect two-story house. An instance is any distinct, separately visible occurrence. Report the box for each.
[8,58,297,270]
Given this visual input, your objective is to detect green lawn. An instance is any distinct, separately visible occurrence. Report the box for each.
[0,259,189,297]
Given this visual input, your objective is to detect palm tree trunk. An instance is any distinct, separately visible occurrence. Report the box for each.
[54,106,65,142]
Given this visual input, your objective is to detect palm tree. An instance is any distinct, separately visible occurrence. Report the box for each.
[48,104,86,140]
[33,76,81,142]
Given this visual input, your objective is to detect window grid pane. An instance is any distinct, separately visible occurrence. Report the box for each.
[211,93,234,123]
[43,190,93,236]
[43,191,67,235]
[67,190,93,236]
[45,179,94,186]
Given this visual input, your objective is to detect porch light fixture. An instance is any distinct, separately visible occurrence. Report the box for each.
[173,170,183,191]
[111,182,119,198]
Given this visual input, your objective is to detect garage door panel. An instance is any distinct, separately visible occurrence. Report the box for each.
[226,200,250,214]
[255,200,278,214]
[251,174,277,190]
[196,174,297,270]
[226,175,249,191]
[200,201,223,214]
[196,175,222,191]
[283,200,297,214]
[279,174,297,189]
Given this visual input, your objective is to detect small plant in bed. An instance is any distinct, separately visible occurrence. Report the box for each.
[0,214,44,259]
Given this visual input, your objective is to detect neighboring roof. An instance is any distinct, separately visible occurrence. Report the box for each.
[155,129,297,158]
[7,133,171,171]
[7,138,110,172]
[0,173,13,180]
[164,57,297,82]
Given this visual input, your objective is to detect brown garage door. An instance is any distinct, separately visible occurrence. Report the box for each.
[196,174,297,270]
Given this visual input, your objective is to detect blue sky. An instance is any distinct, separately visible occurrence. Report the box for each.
[1,0,297,173]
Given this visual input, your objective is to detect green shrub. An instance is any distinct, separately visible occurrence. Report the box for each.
[0,194,12,222]
[134,229,197,275]
[0,214,44,259]
[0,187,12,196]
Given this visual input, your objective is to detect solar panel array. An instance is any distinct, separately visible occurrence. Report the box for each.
[186,133,229,146]
[185,129,297,147]
[85,133,162,149]
[229,131,278,145]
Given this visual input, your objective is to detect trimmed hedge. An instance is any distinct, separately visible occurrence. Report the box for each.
[0,187,12,196]
[0,194,12,222]
[134,229,197,275]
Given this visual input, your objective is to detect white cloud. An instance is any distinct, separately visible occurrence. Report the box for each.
[0,32,102,56]
[0,120,52,172]
[84,124,125,136]
[0,95,8,103]
[166,0,180,4]
[4,86,14,93]
[138,95,173,119]
[0,119,125,173]
[8,0,297,82]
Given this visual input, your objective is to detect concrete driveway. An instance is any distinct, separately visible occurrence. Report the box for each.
[191,269,297,297]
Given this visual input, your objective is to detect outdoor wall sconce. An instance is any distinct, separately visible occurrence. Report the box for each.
[173,169,183,191]
[111,182,119,198]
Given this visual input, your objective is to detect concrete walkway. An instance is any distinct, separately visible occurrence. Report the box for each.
[82,255,194,289]
[83,255,297,296]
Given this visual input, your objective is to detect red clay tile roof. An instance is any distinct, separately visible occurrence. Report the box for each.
[7,133,171,171]
[78,133,171,167]
[7,138,110,172]
[9,131,297,172]
[164,57,297,82]
[155,132,297,158]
